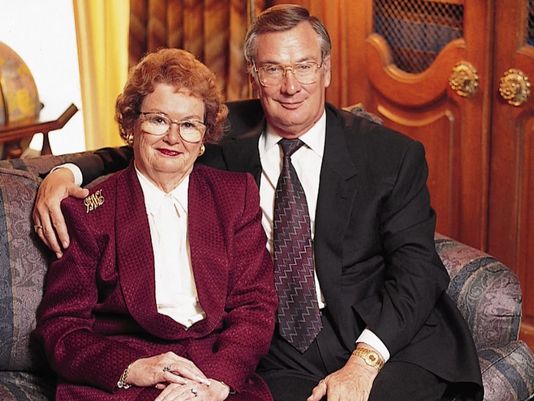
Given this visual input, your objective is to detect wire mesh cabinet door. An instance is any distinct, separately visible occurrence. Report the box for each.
[345,0,493,251]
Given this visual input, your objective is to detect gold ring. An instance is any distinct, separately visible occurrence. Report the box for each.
[34,224,43,231]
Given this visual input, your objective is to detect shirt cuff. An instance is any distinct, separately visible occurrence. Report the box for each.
[52,163,83,186]
[356,329,390,362]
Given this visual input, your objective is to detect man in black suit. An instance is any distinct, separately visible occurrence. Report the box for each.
[33,5,482,401]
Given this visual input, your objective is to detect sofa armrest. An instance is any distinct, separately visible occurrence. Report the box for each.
[478,341,534,401]
[435,234,522,350]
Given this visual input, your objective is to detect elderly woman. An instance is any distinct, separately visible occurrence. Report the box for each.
[34,48,277,401]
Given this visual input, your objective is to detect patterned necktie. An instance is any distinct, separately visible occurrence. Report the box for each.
[273,138,323,353]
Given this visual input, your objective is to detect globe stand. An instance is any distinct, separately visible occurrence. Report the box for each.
[0,103,78,159]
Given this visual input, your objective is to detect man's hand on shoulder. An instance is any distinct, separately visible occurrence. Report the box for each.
[32,167,89,258]
[307,344,383,401]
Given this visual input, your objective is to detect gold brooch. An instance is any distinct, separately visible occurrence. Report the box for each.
[84,189,105,213]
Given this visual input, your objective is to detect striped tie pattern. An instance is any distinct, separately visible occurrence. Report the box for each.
[273,138,323,353]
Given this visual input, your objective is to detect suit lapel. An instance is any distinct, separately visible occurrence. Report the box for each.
[314,107,359,307]
[115,166,161,330]
[221,119,264,186]
[115,166,200,339]
[187,167,226,333]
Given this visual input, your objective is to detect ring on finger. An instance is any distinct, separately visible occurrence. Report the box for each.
[34,224,43,232]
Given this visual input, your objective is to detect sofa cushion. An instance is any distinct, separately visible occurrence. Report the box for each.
[478,341,534,401]
[0,168,50,372]
[0,371,54,401]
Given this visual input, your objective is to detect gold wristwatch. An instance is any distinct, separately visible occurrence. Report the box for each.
[352,347,384,370]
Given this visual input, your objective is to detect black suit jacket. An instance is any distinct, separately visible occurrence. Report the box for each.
[76,99,483,400]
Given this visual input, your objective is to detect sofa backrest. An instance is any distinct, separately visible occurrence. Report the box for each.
[0,151,97,372]
[0,166,47,371]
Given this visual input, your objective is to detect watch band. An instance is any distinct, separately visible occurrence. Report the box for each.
[352,347,385,370]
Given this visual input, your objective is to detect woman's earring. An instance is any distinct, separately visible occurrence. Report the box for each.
[126,133,134,146]
[198,144,205,156]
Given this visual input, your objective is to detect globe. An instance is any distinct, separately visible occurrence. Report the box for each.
[0,41,41,158]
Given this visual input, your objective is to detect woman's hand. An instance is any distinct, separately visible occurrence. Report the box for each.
[155,379,230,401]
[126,352,211,388]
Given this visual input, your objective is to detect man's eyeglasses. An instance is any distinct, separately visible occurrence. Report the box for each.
[138,112,206,143]
[254,61,323,87]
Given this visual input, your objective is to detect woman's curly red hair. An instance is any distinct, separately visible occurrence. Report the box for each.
[116,48,228,145]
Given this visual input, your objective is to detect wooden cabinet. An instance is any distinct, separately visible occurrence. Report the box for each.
[273,0,534,346]
[489,2,534,344]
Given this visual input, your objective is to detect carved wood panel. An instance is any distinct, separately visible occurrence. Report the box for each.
[490,0,534,345]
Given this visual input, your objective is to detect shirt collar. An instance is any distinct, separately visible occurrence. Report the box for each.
[262,110,326,157]
[135,166,189,215]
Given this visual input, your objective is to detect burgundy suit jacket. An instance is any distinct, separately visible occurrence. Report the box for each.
[34,164,277,401]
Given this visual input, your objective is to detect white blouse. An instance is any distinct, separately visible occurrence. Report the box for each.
[136,168,205,328]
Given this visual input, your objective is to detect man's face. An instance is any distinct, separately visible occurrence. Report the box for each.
[252,21,331,138]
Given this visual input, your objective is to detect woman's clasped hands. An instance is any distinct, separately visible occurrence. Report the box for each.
[126,352,231,401]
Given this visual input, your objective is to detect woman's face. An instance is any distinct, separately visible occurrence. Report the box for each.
[133,83,205,192]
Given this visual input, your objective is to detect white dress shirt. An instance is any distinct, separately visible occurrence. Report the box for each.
[136,168,205,328]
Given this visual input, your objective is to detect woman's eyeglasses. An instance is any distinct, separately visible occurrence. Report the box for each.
[138,112,206,143]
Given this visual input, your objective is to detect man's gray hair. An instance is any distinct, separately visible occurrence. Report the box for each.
[244,4,332,65]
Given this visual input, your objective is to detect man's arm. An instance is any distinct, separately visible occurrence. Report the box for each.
[310,140,447,401]
[357,140,449,354]
[32,146,133,257]
[76,146,133,186]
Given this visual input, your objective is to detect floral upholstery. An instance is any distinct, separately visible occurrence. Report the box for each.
[478,342,534,401]
[0,372,54,401]
[435,235,523,349]
[435,234,534,401]
[0,153,533,401]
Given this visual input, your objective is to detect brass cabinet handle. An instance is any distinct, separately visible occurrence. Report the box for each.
[449,61,479,97]
[499,68,531,106]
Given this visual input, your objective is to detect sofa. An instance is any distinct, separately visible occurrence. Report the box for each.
[0,150,533,401]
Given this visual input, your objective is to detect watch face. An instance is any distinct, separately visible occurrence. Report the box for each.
[366,352,380,365]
